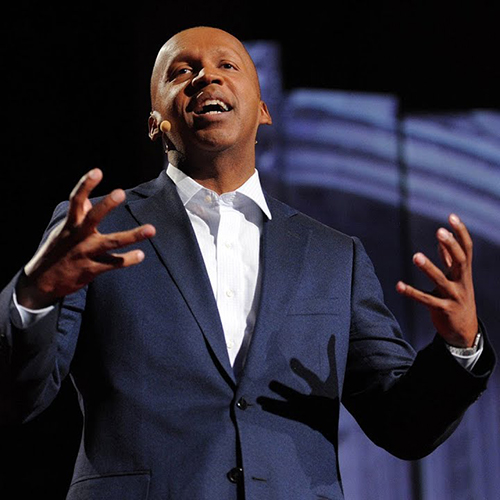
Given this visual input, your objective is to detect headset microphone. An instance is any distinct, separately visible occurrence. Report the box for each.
[160,120,171,133]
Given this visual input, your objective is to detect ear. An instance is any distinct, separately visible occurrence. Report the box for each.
[258,100,273,126]
[148,111,162,141]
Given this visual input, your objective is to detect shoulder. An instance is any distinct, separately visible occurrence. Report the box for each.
[265,192,356,248]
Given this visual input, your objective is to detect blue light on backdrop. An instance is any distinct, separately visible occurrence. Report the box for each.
[248,40,500,500]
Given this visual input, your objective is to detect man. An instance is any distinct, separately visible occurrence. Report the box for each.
[0,26,495,500]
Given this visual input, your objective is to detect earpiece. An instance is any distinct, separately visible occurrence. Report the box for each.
[160,120,172,133]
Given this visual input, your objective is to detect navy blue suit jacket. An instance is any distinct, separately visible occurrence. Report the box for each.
[0,170,495,499]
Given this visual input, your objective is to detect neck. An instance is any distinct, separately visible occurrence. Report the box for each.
[169,147,256,194]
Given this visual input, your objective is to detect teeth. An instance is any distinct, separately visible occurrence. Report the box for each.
[200,99,230,113]
[204,99,229,110]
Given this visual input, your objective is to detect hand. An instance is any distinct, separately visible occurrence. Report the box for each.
[16,169,156,309]
[396,214,478,348]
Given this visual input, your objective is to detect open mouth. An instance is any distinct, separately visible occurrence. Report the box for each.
[194,99,232,115]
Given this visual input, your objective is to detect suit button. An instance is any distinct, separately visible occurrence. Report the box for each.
[227,467,243,483]
[236,397,248,410]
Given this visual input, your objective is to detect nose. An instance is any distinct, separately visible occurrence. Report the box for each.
[191,66,223,88]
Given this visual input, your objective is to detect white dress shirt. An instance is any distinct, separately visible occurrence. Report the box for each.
[166,163,271,372]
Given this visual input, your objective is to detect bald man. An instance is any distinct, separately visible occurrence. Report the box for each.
[0,27,495,500]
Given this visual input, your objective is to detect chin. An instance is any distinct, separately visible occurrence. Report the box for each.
[193,131,237,151]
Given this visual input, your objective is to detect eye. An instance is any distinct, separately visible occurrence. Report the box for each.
[169,66,192,80]
[221,62,236,70]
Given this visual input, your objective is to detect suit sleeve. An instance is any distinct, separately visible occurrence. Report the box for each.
[341,237,496,460]
[0,201,87,424]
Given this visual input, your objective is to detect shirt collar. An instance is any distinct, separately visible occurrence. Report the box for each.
[166,163,272,220]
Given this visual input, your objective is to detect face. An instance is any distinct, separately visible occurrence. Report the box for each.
[149,27,272,157]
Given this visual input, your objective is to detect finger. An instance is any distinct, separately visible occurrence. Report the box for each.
[93,249,147,269]
[436,227,467,280]
[87,225,156,255]
[396,281,444,308]
[66,169,103,226]
[448,214,473,263]
[412,252,450,292]
[80,189,126,234]
[438,240,453,270]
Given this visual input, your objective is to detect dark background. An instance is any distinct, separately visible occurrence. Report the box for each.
[2,2,498,237]
[1,2,498,498]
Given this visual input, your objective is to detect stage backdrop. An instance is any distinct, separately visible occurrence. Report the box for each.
[249,40,500,500]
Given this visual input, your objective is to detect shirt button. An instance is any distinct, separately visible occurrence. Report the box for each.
[224,241,233,249]
[204,194,212,203]
[225,289,234,298]
[222,193,236,203]
[226,340,234,350]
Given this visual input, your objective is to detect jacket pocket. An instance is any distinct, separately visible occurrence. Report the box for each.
[67,471,151,500]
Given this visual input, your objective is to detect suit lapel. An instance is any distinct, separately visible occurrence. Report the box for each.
[241,196,311,380]
[124,173,311,386]
[126,172,236,386]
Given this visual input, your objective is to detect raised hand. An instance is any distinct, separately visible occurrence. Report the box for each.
[396,214,478,348]
[16,169,156,309]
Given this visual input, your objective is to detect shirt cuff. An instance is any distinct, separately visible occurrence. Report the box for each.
[445,332,483,371]
[11,289,55,329]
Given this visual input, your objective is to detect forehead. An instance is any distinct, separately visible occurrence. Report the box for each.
[159,28,253,69]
